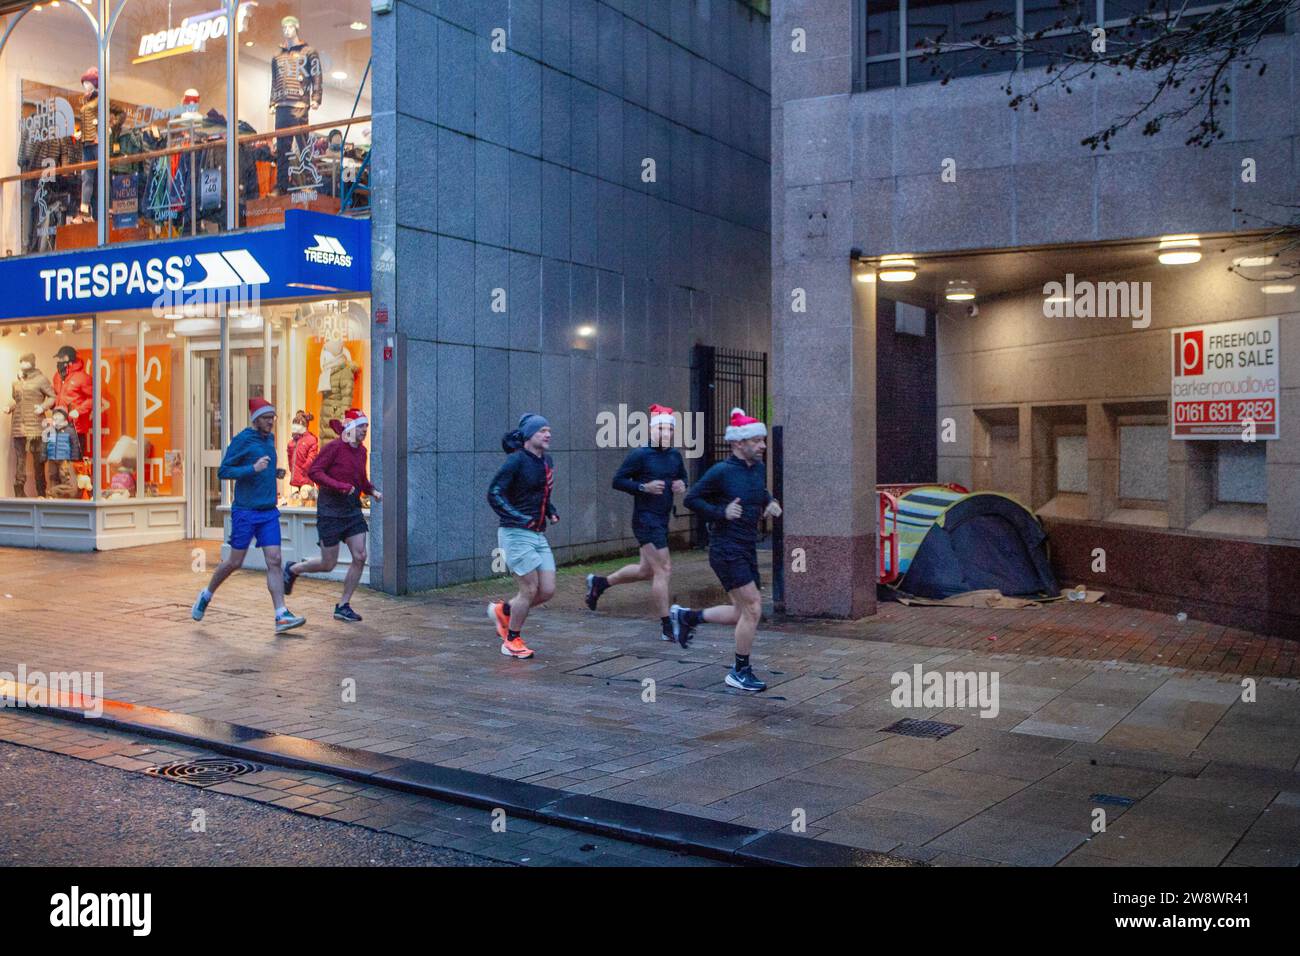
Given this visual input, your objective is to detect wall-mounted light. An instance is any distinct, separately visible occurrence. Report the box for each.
[350,21,368,31]
[576,325,596,337]
[1157,235,1202,265]
[332,71,348,81]
[878,256,917,282]
[944,280,976,302]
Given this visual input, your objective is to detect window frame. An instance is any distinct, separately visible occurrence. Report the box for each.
[858,0,1283,90]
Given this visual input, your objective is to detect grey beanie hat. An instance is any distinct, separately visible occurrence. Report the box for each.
[518,413,550,439]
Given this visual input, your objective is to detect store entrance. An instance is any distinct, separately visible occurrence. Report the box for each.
[187,340,277,540]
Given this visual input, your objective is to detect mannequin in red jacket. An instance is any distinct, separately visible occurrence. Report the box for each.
[286,409,319,504]
[52,346,93,458]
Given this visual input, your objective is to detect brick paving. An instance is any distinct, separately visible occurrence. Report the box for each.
[1,540,1299,866]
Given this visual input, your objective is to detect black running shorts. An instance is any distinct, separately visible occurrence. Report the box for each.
[317,512,369,549]
[709,542,761,592]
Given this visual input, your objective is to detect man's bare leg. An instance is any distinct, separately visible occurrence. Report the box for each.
[204,548,248,595]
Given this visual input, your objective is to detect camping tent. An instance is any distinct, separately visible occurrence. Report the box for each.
[882,487,1058,600]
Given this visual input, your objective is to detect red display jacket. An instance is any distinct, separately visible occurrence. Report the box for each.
[53,358,93,436]
[287,430,319,487]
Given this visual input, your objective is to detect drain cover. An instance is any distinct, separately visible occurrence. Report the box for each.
[145,758,263,786]
[880,718,962,739]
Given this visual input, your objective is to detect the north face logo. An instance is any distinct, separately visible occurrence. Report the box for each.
[304,235,352,268]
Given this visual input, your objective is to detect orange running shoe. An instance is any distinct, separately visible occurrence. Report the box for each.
[487,601,509,640]
[500,636,534,659]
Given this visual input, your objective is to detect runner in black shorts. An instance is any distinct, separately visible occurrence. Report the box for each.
[284,409,382,623]
[585,404,688,640]
[671,408,781,692]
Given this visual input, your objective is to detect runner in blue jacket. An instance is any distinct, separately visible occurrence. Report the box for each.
[585,404,688,641]
[191,397,306,634]
[671,408,781,692]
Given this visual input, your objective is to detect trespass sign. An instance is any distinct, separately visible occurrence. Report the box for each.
[1171,317,1280,439]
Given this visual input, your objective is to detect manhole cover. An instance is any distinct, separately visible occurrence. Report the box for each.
[880,718,962,739]
[144,758,263,786]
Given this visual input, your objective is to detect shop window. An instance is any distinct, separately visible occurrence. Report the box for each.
[1216,440,1267,505]
[0,1,101,256]
[972,406,1019,494]
[98,316,185,498]
[106,0,232,244]
[1118,424,1168,502]
[1186,440,1268,538]
[236,1,372,228]
[1055,434,1087,494]
[2,318,95,500]
[1031,404,1086,517]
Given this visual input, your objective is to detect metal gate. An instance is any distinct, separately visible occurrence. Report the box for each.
[690,344,769,547]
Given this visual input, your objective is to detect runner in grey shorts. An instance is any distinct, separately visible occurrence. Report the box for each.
[484,413,559,659]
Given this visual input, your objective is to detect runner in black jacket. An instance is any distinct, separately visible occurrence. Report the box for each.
[585,404,688,640]
[671,408,781,692]
[485,413,558,660]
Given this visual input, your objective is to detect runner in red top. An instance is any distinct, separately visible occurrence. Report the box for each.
[284,409,382,622]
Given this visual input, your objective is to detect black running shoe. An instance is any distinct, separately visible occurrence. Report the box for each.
[585,573,601,611]
[283,564,297,596]
[334,603,362,622]
[669,604,696,648]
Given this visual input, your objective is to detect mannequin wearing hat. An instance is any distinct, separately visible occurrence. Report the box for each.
[270,15,322,195]
[52,345,93,456]
[79,67,99,218]
[5,352,56,497]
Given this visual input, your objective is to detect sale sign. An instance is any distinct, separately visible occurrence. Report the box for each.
[1171,317,1280,439]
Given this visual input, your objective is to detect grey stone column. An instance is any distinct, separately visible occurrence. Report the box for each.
[369,3,403,593]
[771,0,875,617]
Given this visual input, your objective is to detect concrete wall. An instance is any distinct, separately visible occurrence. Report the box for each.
[847,33,1300,256]
[369,0,771,592]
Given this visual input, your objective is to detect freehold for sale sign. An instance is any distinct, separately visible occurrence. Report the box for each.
[1171,317,1280,439]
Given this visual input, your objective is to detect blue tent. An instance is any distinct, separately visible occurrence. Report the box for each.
[889,491,1058,600]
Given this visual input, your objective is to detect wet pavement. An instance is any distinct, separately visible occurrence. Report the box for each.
[1,540,1298,865]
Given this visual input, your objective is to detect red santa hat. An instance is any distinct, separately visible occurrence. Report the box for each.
[648,404,675,429]
[724,407,766,442]
[249,397,275,422]
[331,408,368,437]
